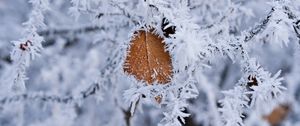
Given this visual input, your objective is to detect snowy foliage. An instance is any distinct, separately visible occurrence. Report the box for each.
[0,0,299,126]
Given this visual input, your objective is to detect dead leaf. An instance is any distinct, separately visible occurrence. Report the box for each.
[124,28,173,84]
[263,104,289,126]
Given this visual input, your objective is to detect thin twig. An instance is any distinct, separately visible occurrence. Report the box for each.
[200,7,235,30]
[110,2,139,25]
[283,6,300,44]
[244,8,275,42]
[0,83,100,106]
[38,25,106,37]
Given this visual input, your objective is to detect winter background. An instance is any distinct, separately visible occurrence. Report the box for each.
[0,0,300,126]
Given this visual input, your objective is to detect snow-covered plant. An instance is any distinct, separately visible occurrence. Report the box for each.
[0,0,299,126]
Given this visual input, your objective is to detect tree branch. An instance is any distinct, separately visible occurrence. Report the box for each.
[110,2,139,25]
[282,6,300,44]
[244,8,275,42]
[0,83,100,106]
[38,25,105,37]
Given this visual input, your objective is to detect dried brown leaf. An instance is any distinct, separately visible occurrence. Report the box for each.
[263,105,289,126]
[124,29,173,85]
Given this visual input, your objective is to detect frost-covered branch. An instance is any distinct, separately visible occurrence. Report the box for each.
[0,83,100,106]
[293,20,300,43]
[109,1,140,25]
[209,1,300,125]
[5,0,49,93]
[282,6,300,44]
[200,7,235,30]
[219,86,249,126]
[38,25,105,37]
[244,8,275,42]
